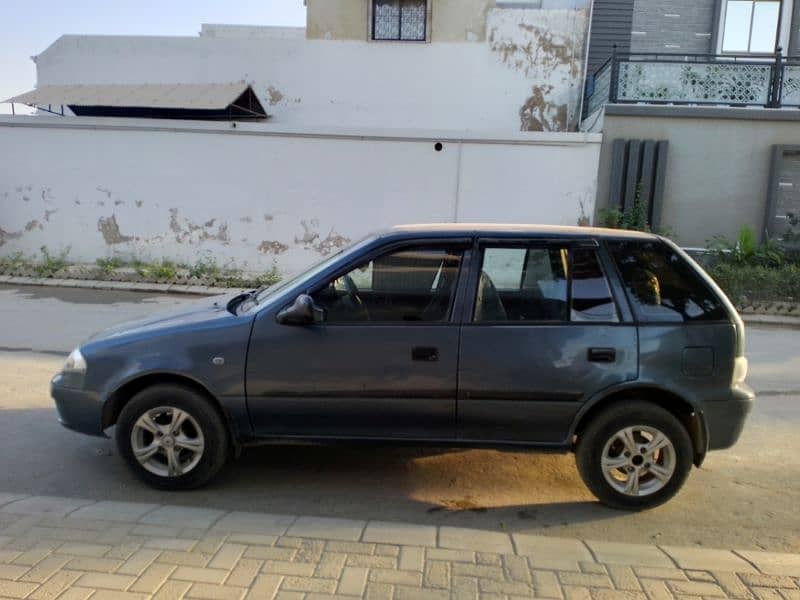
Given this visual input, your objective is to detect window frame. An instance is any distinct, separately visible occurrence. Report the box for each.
[716,0,790,56]
[465,238,625,327]
[370,0,431,43]
[304,238,472,327]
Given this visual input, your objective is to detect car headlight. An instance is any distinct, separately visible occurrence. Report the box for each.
[63,348,87,374]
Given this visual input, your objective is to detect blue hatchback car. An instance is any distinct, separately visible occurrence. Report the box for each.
[51,224,754,509]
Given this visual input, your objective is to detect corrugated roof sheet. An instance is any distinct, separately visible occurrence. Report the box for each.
[4,83,254,109]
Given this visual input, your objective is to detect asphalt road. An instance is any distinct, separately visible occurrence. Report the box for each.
[0,284,798,552]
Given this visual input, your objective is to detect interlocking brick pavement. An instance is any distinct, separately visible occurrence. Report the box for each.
[0,495,798,599]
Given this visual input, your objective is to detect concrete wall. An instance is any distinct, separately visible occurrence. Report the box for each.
[32,7,587,133]
[0,117,601,274]
[305,0,369,41]
[630,0,715,53]
[595,106,800,246]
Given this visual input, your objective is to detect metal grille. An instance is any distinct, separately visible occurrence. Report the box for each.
[373,0,427,41]
[617,61,772,105]
[582,52,800,115]
[782,65,800,106]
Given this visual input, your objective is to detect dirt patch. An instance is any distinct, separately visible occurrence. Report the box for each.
[267,86,285,106]
[169,208,230,244]
[258,240,289,255]
[97,215,133,245]
[294,220,350,255]
[519,86,568,132]
[0,227,23,247]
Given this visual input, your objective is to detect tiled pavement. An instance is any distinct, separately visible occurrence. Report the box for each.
[0,495,798,599]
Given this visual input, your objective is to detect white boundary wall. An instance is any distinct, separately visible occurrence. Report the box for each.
[0,117,601,274]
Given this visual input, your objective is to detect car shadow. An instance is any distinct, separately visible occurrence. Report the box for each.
[0,407,624,534]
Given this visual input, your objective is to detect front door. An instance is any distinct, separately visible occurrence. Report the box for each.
[246,242,467,439]
[457,240,638,443]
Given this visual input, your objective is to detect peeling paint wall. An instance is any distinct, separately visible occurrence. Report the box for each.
[33,6,588,133]
[487,8,588,131]
[0,118,601,275]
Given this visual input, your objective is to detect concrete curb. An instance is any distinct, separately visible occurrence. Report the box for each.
[0,275,232,296]
[741,313,800,327]
[0,494,798,578]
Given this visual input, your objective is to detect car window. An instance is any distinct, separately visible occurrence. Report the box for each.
[608,240,727,322]
[571,248,619,322]
[312,246,463,323]
[475,245,618,323]
[475,246,569,322]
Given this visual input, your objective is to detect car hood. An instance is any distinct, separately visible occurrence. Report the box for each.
[83,291,248,344]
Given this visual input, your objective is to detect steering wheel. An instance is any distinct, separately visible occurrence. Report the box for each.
[340,275,370,321]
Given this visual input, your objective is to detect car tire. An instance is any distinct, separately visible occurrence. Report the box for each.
[116,384,229,490]
[576,401,693,510]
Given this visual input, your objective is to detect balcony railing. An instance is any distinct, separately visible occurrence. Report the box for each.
[584,50,800,117]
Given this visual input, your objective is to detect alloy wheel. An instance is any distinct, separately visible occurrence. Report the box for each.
[600,425,676,497]
[130,406,205,477]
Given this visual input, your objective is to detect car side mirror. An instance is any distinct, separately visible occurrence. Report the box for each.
[276,294,325,325]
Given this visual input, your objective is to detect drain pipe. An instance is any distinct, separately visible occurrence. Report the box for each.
[577,0,597,131]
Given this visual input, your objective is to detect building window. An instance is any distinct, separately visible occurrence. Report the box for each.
[721,0,782,54]
[373,0,427,41]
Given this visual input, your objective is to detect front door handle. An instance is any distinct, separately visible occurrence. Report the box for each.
[588,347,616,363]
[412,346,439,362]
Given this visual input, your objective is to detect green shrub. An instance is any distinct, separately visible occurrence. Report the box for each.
[35,246,70,277]
[708,226,785,268]
[150,260,178,280]
[253,264,282,288]
[133,259,177,280]
[0,252,25,273]
[96,256,125,274]
[188,257,221,280]
[707,263,800,305]
[597,184,673,237]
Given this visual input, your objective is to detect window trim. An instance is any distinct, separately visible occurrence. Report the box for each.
[716,0,791,56]
[303,239,471,327]
[369,0,432,43]
[466,238,624,327]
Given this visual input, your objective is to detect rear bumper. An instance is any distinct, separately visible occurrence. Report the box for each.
[51,373,107,438]
[702,384,755,451]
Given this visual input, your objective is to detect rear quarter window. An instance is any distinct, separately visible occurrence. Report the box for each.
[608,240,727,323]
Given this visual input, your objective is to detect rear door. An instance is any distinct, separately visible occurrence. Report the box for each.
[457,238,638,443]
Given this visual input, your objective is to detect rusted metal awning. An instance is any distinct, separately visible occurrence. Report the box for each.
[4,83,268,121]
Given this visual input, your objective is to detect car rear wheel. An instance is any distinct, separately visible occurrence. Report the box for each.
[576,401,693,510]
[116,384,229,490]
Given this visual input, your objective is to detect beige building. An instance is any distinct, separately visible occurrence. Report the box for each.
[306,0,498,43]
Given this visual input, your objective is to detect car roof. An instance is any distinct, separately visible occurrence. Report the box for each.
[384,223,659,240]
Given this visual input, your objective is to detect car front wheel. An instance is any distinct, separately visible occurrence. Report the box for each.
[116,384,229,490]
[576,401,693,510]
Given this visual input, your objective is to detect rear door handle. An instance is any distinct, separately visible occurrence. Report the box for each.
[412,346,439,362]
[588,347,616,363]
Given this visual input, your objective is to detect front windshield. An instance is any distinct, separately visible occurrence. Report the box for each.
[247,234,378,310]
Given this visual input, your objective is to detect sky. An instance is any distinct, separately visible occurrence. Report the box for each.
[0,0,307,114]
